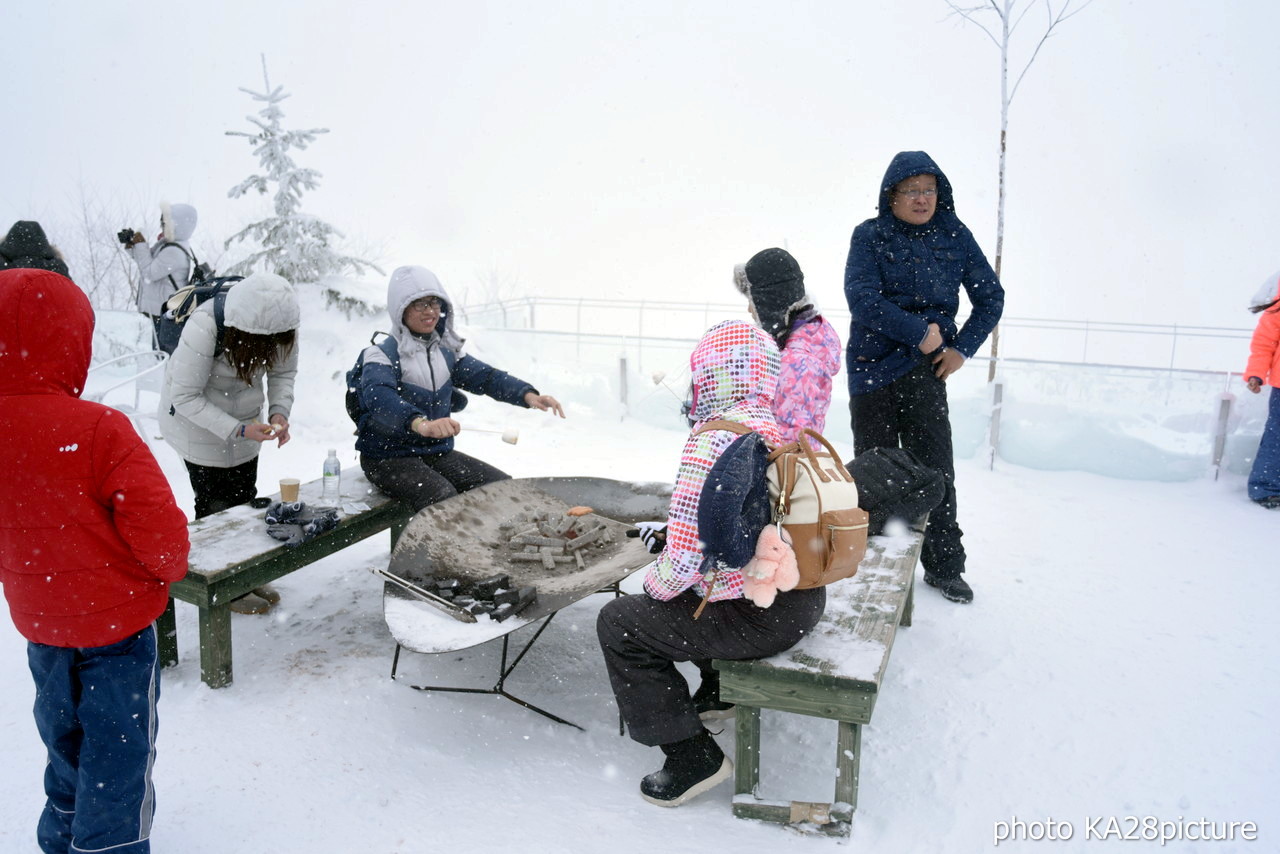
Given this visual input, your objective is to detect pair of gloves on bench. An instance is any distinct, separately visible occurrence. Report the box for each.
[264,501,339,548]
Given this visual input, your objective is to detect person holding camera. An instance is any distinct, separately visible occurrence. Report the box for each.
[121,202,198,343]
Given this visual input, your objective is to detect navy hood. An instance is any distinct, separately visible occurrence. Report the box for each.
[876,151,957,221]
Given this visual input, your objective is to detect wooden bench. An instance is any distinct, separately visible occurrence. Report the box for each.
[157,470,412,688]
[713,525,924,835]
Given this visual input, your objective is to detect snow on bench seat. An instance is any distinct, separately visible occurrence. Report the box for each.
[714,526,924,834]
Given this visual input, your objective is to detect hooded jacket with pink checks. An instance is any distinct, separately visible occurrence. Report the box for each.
[642,320,782,603]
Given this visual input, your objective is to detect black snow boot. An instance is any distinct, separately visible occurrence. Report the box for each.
[925,572,974,604]
[692,673,735,721]
[640,730,732,807]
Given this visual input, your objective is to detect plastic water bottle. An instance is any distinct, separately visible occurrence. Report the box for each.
[322,449,341,505]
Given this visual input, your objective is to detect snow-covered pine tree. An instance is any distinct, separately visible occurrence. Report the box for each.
[223,57,380,284]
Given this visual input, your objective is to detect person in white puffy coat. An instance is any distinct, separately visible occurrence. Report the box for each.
[159,272,299,611]
[160,271,299,495]
[125,202,199,340]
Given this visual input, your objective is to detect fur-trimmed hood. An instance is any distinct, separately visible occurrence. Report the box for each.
[733,247,812,345]
[160,202,197,244]
[0,220,70,278]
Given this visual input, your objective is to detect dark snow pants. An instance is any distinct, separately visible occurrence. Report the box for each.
[597,587,825,746]
[1248,386,1280,502]
[361,450,509,513]
[184,457,259,519]
[850,361,966,579]
[28,625,160,854]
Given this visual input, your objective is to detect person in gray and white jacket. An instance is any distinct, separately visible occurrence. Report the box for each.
[124,202,198,341]
[159,271,299,613]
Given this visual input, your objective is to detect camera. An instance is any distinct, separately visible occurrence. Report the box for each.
[117,228,137,246]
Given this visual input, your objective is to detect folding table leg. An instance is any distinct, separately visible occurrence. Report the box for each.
[390,614,584,729]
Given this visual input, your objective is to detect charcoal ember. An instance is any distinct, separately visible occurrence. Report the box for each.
[491,586,538,622]
[428,577,461,594]
[465,600,495,616]
[472,574,511,600]
[454,596,477,608]
[493,588,520,607]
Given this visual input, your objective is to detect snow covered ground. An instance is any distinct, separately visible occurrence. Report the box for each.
[2,289,1277,853]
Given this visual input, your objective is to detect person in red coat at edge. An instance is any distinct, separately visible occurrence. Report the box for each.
[0,268,190,854]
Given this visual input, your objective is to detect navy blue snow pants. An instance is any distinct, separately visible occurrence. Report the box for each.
[1248,386,1280,503]
[27,624,161,854]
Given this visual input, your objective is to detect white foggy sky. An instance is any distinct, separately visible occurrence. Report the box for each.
[3,0,1278,329]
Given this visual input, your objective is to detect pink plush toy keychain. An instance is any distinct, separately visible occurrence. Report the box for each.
[741,524,800,607]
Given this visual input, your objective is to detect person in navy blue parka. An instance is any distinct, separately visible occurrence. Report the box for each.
[844,151,1004,604]
[355,265,564,512]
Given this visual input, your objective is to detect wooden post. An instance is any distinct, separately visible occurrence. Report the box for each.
[834,721,862,817]
[734,705,762,798]
[1212,392,1234,480]
[988,380,1004,471]
[198,605,234,689]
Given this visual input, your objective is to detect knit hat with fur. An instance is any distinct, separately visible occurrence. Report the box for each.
[735,248,807,344]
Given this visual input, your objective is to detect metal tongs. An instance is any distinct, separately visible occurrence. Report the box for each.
[369,566,477,623]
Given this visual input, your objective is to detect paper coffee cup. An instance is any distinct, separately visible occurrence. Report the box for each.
[279,478,300,502]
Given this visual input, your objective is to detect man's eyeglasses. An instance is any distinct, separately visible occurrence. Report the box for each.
[407,297,444,314]
[895,188,937,200]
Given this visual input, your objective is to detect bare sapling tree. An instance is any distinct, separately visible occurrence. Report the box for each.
[224,55,381,284]
[946,0,1092,380]
[61,181,148,311]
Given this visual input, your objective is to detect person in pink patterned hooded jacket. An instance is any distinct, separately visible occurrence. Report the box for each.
[734,247,842,445]
[596,320,826,809]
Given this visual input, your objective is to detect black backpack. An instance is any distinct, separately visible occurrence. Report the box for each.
[344,333,466,425]
[844,447,946,536]
[159,241,214,291]
[157,277,242,356]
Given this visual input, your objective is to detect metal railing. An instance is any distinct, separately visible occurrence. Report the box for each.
[453,297,1263,482]
[456,296,1253,376]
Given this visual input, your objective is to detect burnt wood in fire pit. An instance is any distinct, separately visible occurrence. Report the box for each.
[386,479,651,634]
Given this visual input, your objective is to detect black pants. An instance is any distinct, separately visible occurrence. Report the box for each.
[597,587,825,746]
[850,361,965,578]
[360,451,510,513]
[184,458,259,520]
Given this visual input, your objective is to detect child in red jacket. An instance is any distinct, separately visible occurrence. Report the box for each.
[1244,293,1280,508]
[0,268,190,854]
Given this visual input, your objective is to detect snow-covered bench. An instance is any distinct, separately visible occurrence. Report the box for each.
[158,470,413,688]
[714,525,924,835]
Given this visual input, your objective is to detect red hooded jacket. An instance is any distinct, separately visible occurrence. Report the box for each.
[0,269,189,647]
